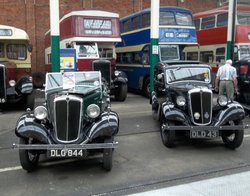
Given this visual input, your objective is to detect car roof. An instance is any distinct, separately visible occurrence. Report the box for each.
[155,61,211,69]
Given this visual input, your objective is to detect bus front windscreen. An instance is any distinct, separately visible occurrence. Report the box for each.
[159,45,179,61]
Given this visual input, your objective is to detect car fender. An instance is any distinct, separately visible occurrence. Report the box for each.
[162,103,189,124]
[214,102,245,126]
[87,111,119,140]
[15,76,33,94]
[15,113,51,144]
[112,70,128,84]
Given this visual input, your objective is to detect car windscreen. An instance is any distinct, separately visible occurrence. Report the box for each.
[45,71,101,93]
[166,66,210,84]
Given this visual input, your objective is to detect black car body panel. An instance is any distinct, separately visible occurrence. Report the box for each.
[233,58,250,104]
[92,59,128,101]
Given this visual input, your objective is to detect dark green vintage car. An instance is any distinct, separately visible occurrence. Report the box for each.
[13,71,119,172]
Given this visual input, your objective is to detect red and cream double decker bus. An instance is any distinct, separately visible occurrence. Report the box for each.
[0,25,35,109]
[45,10,128,101]
[183,3,250,71]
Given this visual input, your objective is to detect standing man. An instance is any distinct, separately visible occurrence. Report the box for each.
[215,59,238,100]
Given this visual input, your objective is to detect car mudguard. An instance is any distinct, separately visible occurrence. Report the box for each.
[15,113,51,144]
[162,103,190,125]
[87,111,119,140]
[213,102,245,126]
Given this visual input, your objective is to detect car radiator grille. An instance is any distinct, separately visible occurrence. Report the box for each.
[189,89,212,125]
[0,65,6,100]
[92,60,111,85]
[54,95,82,142]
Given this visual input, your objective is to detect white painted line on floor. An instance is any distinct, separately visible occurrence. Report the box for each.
[0,166,22,173]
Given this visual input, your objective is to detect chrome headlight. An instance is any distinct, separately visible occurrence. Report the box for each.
[34,106,48,120]
[9,80,16,87]
[176,96,186,106]
[218,95,228,106]
[87,104,100,118]
[114,70,120,76]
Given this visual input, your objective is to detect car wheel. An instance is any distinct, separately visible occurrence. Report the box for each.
[19,138,40,172]
[221,120,244,149]
[115,83,127,102]
[102,137,114,171]
[160,122,175,148]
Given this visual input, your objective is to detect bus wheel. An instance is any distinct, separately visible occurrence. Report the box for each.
[115,83,127,101]
[143,77,150,98]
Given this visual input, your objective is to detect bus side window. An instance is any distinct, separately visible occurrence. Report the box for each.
[187,52,198,60]
[0,43,4,57]
[142,45,149,64]
[215,47,225,66]
[132,52,141,64]
[200,51,213,64]
[201,16,215,29]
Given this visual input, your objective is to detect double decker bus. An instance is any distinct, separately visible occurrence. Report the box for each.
[45,10,128,101]
[183,3,250,72]
[0,25,34,108]
[116,6,197,96]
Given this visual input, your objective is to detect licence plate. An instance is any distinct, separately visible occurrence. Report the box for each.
[190,130,218,138]
[49,149,84,157]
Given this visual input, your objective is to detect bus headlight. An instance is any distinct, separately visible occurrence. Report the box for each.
[218,95,228,106]
[9,80,16,87]
[34,106,48,120]
[87,104,100,118]
[176,96,186,106]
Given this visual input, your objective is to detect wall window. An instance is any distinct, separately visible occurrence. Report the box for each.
[7,44,26,60]
[217,13,228,27]
[201,16,215,29]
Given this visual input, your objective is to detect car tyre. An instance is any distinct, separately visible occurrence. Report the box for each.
[19,138,40,172]
[102,137,114,171]
[115,83,127,102]
[161,122,175,148]
[221,120,244,149]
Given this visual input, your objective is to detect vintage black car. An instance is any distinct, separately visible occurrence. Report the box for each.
[13,71,119,172]
[151,61,246,149]
[92,60,128,101]
[0,63,34,109]
[233,58,250,104]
